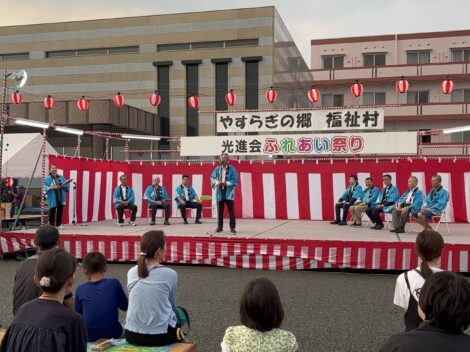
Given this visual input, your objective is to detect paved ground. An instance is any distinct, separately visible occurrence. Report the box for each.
[0,260,413,352]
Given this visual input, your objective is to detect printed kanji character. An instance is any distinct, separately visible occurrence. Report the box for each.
[326,112,343,128]
[344,111,360,128]
[235,139,248,153]
[331,136,348,153]
[221,139,234,153]
[296,113,312,129]
[249,139,262,153]
[263,138,280,154]
[362,110,379,128]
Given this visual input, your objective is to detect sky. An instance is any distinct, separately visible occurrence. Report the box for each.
[2,0,470,65]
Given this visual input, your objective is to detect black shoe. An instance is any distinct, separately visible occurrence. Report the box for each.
[349,222,357,227]
[396,227,405,233]
[375,224,384,230]
[339,221,347,226]
[149,221,156,226]
[370,224,378,229]
[330,220,340,225]
[183,219,188,224]
[231,228,236,234]
[353,223,362,227]
[215,228,222,233]
[195,220,202,224]
[390,228,397,233]
[164,221,170,226]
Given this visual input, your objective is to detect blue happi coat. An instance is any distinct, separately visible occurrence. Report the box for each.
[211,164,239,201]
[376,185,400,213]
[175,185,199,206]
[423,186,449,215]
[360,186,380,208]
[397,187,424,213]
[339,183,363,203]
[113,185,135,208]
[143,185,170,208]
[44,174,69,208]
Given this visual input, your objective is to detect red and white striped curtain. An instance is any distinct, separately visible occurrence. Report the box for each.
[48,156,470,224]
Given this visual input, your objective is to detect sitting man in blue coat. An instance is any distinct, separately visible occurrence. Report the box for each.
[113,175,137,226]
[366,174,400,230]
[413,174,449,231]
[349,177,379,227]
[391,176,423,233]
[144,176,171,226]
[331,175,363,226]
[175,175,202,224]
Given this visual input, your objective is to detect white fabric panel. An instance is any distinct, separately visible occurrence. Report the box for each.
[132,173,143,217]
[308,173,322,220]
[412,172,426,194]
[439,173,454,222]
[105,172,113,220]
[357,172,370,189]
[241,173,253,218]
[81,171,90,223]
[332,173,346,213]
[285,173,299,219]
[117,171,124,185]
[465,173,470,223]
[91,172,101,222]
[171,174,182,218]
[262,174,276,219]
[68,170,77,223]
[191,174,203,217]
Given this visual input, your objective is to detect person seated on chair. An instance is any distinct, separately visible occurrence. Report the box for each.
[391,176,423,234]
[330,175,362,226]
[175,175,202,225]
[113,175,137,227]
[144,176,171,226]
[349,177,379,227]
[413,175,449,231]
[366,174,399,230]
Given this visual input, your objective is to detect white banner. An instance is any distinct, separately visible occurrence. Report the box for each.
[180,132,417,156]
[216,108,384,133]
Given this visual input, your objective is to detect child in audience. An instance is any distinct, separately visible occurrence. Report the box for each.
[125,230,183,346]
[381,271,470,352]
[75,251,128,342]
[221,277,298,352]
[393,229,444,331]
[1,248,87,352]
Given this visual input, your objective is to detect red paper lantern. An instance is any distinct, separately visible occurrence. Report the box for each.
[149,91,161,107]
[43,95,55,109]
[225,89,236,106]
[351,81,363,98]
[307,86,320,103]
[441,78,454,94]
[77,96,89,112]
[187,94,200,109]
[265,86,277,103]
[395,77,409,94]
[113,92,125,108]
[11,90,22,104]
[4,177,14,188]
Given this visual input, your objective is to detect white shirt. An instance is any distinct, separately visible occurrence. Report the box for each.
[121,186,127,200]
[393,266,442,310]
[221,166,227,183]
[183,186,189,201]
[405,187,417,204]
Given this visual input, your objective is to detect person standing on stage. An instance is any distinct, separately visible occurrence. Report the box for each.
[44,165,69,229]
[144,176,171,226]
[330,175,362,226]
[391,176,423,233]
[366,174,399,230]
[113,175,138,226]
[211,153,239,234]
[349,177,379,227]
[175,175,202,224]
[413,175,449,231]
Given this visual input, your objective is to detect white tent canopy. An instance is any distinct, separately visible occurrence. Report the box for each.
[1,133,57,178]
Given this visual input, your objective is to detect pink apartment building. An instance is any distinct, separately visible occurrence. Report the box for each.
[310,29,470,148]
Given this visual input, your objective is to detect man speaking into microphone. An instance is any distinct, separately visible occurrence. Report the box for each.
[211,153,238,234]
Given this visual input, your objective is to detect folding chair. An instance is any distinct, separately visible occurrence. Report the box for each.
[383,212,393,229]
[432,210,450,235]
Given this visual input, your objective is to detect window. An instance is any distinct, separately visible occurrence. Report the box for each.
[77,48,108,56]
[245,60,259,109]
[225,39,258,47]
[451,89,470,102]
[158,43,191,52]
[451,48,470,62]
[108,46,139,54]
[419,129,431,143]
[192,41,224,49]
[46,50,76,58]
[363,53,386,67]
[185,63,199,136]
[322,56,344,69]
[46,46,140,58]
[288,57,301,71]
[157,64,170,145]
[157,39,258,52]
[407,91,430,104]
[0,52,29,61]
[363,92,386,105]
[322,94,344,107]
[407,51,430,64]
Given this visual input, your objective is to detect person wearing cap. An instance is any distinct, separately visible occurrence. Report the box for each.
[12,225,74,315]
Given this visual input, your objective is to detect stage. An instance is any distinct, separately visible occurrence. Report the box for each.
[2,219,470,272]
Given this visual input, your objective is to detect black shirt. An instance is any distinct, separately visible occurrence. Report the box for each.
[380,323,470,352]
[1,299,87,352]
[13,256,41,315]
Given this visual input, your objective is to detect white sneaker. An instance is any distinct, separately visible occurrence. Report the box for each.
[129,221,136,226]
[119,223,124,227]
[57,225,64,230]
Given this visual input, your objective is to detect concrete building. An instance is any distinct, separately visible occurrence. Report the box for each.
[0,6,311,160]
[310,30,470,145]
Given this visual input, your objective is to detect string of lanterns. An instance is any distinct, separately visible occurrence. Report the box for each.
[9,77,455,110]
